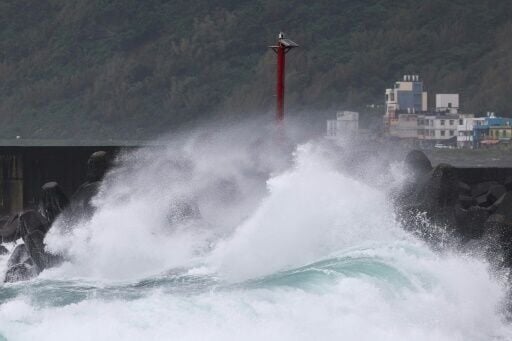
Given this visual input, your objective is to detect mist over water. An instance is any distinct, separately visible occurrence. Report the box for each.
[0,119,511,340]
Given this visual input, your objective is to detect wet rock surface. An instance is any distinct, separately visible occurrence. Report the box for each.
[397,150,512,269]
[66,150,111,220]
[1,151,112,283]
[4,262,38,283]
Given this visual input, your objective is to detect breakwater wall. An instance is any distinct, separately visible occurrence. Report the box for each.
[397,150,512,269]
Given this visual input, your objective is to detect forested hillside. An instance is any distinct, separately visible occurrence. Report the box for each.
[0,0,511,139]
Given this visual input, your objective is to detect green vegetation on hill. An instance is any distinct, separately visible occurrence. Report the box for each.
[0,0,511,139]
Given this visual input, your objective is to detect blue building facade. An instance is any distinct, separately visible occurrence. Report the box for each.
[473,116,512,148]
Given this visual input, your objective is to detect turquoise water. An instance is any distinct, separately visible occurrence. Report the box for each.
[0,133,511,340]
[1,242,510,341]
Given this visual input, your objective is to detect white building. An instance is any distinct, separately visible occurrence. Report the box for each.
[436,94,459,114]
[418,114,458,142]
[457,115,484,148]
[326,111,359,139]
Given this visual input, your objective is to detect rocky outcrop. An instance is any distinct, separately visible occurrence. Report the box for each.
[404,149,433,178]
[38,182,69,224]
[4,244,37,283]
[4,263,38,283]
[67,151,111,219]
[3,182,69,282]
[0,215,20,243]
[397,150,512,268]
[2,150,112,283]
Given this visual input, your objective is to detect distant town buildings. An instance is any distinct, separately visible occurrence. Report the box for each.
[472,114,512,148]
[326,111,359,139]
[382,75,512,149]
[327,74,511,149]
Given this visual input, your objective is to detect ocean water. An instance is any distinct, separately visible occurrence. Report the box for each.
[0,124,511,340]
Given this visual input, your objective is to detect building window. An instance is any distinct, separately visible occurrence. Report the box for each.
[450,130,455,136]
[430,120,433,126]
[459,119,463,125]
[441,130,446,137]
[449,120,454,125]
[440,120,445,125]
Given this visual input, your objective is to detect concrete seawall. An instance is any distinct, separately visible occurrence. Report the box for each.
[454,168,512,185]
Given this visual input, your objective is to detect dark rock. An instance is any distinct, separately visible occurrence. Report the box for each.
[476,194,492,208]
[397,152,512,271]
[10,211,48,272]
[0,244,8,255]
[4,263,37,283]
[489,192,507,213]
[471,181,498,198]
[18,211,49,237]
[17,210,65,272]
[505,175,512,191]
[395,163,461,238]
[86,151,110,183]
[69,181,102,218]
[66,151,111,220]
[7,244,32,268]
[491,192,512,220]
[487,185,506,204]
[23,229,47,271]
[2,182,68,283]
[404,150,432,178]
[38,182,69,225]
[458,195,476,209]
[482,193,512,267]
[415,163,460,210]
[0,182,68,245]
[458,181,472,195]
[394,180,417,207]
[454,205,490,240]
[0,215,20,243]
[4,244,38,283]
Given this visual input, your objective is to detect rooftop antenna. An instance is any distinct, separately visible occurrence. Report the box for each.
[269,32,298,123]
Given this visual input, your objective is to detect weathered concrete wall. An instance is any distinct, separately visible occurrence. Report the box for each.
[454,168,512,185]
[0,146,120,214]
[0,154,24,214]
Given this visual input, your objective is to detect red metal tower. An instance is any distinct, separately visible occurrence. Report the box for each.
[269,32,298,122]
